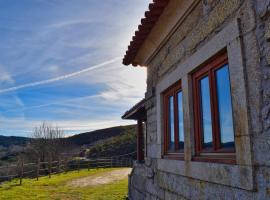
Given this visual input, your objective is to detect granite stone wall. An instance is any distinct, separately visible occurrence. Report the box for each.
[129,0,270,199]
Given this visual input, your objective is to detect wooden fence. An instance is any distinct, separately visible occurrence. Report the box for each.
[0,156,134,185]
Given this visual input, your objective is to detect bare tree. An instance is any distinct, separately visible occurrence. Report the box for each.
[30,122,66,162]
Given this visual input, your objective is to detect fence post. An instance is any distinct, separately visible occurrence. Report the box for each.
[64,158,68,173]
[6,164,10,182]
[19,158,24,185]
[57,158,61,174]
[48,154,52,178]
[87,160,90,171]
[111,157,113,168]
[77,159,80,172]
[36,158,40,181]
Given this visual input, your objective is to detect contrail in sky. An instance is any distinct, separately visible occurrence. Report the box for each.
[0,57,122,94]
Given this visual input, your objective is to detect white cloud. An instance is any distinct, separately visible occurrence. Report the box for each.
[0,57,121,93]
[0,64,15,85]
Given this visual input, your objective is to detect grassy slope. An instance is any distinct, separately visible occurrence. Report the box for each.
[87,125,136,158]
[0,168,128,200]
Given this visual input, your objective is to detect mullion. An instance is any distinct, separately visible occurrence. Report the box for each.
[168,94,174,152]
[164,93,172,154]
[211,68,222,150]
[199,74,213,151]
[208,70,219,151]
[194,76,203,152]
[164,95,169,154]
[174,92,180,151]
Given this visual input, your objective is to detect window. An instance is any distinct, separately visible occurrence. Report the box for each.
[163,81,184,158]
[193,53,235,163]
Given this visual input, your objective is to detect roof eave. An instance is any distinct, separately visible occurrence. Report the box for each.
[122,0,170,66]
[122,99,146,120]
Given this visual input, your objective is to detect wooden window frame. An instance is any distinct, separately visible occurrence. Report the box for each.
[163,80,184,160]
[192,53,236,164]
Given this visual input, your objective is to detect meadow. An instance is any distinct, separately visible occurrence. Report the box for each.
[0,168,130,200]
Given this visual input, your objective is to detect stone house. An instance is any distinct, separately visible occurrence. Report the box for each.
[122,0,270,199]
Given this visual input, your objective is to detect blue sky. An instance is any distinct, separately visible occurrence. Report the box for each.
[0,0,149,137]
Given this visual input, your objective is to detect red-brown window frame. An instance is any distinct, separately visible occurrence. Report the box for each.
[192,53,236,164]
[163,80,184,160]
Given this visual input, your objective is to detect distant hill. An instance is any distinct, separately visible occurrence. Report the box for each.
[0,135,30,148]
[67,124,137,159]
[68,125,136,146]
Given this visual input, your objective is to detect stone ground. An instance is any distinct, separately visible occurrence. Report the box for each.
[67,168,131,187]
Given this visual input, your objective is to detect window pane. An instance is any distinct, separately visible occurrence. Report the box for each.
[177,91,184,150]
[169,96,175,151]
[200,76,213,148]
[216,65,235,148]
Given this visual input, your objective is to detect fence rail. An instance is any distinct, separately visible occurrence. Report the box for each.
[0,156,134,185]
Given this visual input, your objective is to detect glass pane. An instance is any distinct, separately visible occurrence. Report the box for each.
[177,91,184,150]
[200,76,213,148]
[216,65,235,148]
[169,96,175,151]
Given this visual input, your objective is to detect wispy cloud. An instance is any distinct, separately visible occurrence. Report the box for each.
[46,19,95,29]
[4,94,100,113]
[0,57,121,94]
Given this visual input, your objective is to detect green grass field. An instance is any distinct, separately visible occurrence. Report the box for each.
[0,168,129,200]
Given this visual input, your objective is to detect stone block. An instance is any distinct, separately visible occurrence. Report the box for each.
[164,191,187,200]
[257,0,270,18]
[157,158,254,190]
[147,144,162,158]
[131,174,146,193]
[234,135,253,165]
[267,50,270,65]
[133,164,146,177]
[266,22,270,41]
[145,178,164,199]
[253,135,270,166]
[145,157,152,167]
[262,104,270,120]
[145,193,161,200]
[129,187,145,200]
[255,166,270,200]
[146,167,154,179]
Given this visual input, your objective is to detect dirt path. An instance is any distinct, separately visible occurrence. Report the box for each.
[67,168,132,187]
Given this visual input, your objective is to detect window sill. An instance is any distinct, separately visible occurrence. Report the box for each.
[192,154,236,164]
[162,153,184,160]
[157,157,254,191]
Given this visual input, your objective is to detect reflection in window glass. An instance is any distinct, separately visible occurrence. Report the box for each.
[169,96,175,151]
[216,65,235,148]
[200,76,213,148]
[177,91,184,150]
